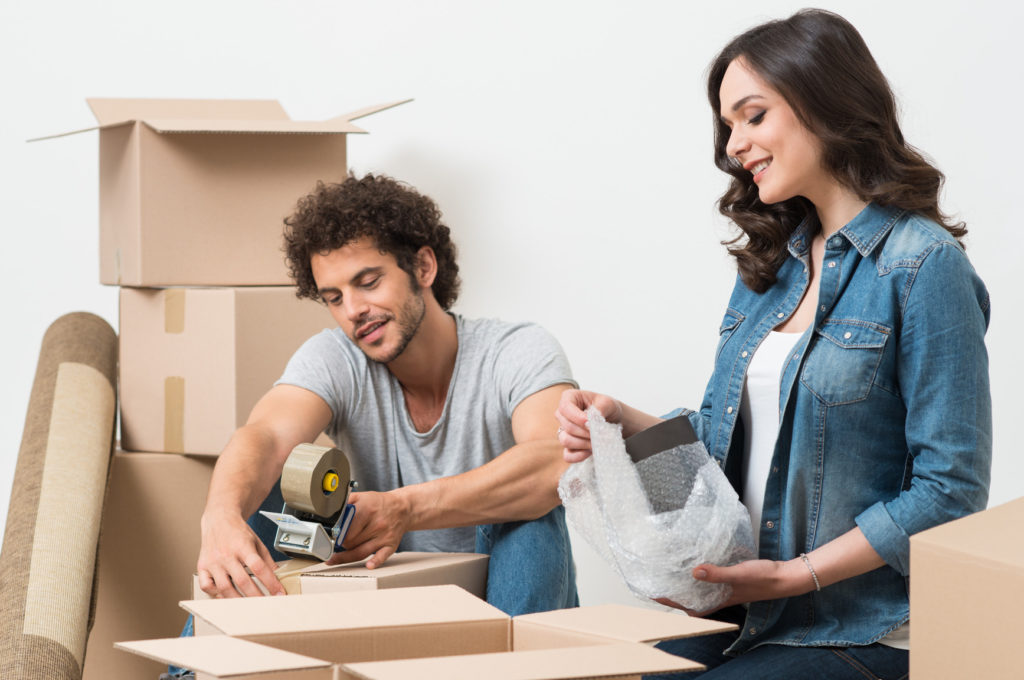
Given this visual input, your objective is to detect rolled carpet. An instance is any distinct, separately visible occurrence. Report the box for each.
[0,312,117,679]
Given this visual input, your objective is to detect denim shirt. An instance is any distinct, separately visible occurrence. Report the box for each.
[687,202,991,653]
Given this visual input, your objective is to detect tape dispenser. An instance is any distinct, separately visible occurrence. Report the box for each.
[259,443,356,561]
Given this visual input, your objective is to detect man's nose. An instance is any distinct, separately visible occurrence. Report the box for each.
[344,293,370,321]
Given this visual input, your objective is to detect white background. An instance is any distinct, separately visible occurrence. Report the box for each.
[2,1,1021,606]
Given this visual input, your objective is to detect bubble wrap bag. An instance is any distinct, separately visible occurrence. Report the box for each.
[559,408,756,612]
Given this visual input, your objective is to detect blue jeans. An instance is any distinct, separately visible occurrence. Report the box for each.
[648,606,908,680]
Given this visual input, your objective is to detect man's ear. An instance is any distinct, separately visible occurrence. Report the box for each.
[414,246,438,288]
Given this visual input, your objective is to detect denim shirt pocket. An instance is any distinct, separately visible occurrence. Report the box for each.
[715,307,745,361]
[800,320,891,405]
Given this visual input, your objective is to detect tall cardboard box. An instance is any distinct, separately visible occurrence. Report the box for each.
[84,451,216,680]
[119,286,334,455]
[910,497,1024,679]
[34,97,407,286]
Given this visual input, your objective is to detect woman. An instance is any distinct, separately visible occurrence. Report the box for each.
[555,9,990,679]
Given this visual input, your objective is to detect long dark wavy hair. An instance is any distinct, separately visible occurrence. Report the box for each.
[707,9,966,292]
[283,173,461,309]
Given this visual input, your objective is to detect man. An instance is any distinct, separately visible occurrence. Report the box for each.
[196,173,578,615]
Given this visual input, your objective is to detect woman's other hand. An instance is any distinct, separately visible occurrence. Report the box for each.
[555,390,623,463]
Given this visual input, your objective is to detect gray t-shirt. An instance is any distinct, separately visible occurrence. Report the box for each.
[276,314,576,553]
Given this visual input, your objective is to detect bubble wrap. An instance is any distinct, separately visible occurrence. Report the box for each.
[559,408,756,612]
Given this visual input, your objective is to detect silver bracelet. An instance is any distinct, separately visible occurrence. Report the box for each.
[800,552,822,591]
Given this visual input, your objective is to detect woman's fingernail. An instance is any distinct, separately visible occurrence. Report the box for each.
[694,569,708,579]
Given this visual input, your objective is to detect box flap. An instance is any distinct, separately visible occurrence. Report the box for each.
[299,552,482,578]
[139,117,366,135]
[87,98,289,126]
[514,604,738,644]
[182,584,506,636]
[342,642,703,680]
[29,97,409,141]
[115,636,330,677]
[912,498,1024,568]
[331,98,413,123]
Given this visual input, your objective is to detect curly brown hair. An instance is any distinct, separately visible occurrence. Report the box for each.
[707,9,966,293]
[283,173,461,309]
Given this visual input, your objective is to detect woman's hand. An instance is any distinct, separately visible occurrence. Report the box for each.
[656,558,817,616]
[554,390,623,463]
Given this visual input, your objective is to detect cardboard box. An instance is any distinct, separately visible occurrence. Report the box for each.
[193,552,489,600]
[117,585,736,679]
[83,450,216,680]
[119,286,334,454]
[910,497,1024,679]
[34,97,408,286]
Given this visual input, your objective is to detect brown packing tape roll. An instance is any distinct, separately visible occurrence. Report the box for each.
[280,444,350,517]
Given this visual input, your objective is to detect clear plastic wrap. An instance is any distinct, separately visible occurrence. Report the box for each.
[559,408,756,612]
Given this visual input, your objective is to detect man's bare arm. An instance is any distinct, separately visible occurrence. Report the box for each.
[328,383,572,567]
[197,384,332,597]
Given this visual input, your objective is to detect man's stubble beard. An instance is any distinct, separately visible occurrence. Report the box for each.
[372,286,427,365]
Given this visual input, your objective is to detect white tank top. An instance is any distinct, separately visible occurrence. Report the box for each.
[740,330,802,550]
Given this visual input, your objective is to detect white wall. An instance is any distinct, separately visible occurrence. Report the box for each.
[2,0,1020,607]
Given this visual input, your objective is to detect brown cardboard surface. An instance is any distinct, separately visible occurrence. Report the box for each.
[339,642,704,680]
[299,551,488,598]
[34,97,409,285]
[513,603,738,649]
[910,497,1024,679]
[116,636,331,678]
[185,585,506,637]
[83,451,215,680]
[119,287,333,455]
[192,553,487,600]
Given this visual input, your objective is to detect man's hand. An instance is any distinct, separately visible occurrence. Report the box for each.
[196,509,285,598]
[655,558,814,616]
[325,489,413,569]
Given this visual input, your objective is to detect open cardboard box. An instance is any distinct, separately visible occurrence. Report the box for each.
[909,497,1024,679]
[33,97,408,286]
[119,286,334,455]
[117,585,735,679]
[193,552,489,600]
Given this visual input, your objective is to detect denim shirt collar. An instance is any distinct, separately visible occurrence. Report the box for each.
[787,202,906,258]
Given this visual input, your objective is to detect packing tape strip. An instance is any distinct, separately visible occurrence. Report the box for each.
[280,443,350,517]
[164,289,185,334]
[164,376,185,453]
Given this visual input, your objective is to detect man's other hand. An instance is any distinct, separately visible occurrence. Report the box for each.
[196,509,285,598]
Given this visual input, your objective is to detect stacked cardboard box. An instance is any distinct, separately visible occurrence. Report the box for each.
[910,497,1024,679]
[42,97,404,679]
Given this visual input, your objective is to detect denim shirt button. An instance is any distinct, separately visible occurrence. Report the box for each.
[777,312,784,319]
[741,350,748,358]
[726,406,734,414]
[765,521,775,529]
[748,627,758,635]
[828,261,837,268]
